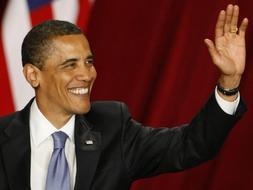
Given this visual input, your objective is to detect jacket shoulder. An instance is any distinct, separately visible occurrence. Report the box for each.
[0,112,19,131]
[84,101,131,128]
[0,111,21,144]
[89,101,129,116]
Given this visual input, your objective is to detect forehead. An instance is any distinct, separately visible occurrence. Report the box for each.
[50,34,91,54]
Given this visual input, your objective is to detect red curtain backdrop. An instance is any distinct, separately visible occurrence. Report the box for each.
[1,0,253,189]
[87,0,253,190]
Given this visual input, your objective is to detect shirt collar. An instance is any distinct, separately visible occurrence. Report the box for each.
[30,99,75,147]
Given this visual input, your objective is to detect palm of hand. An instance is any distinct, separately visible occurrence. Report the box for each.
[204,4,248,79]
[215,33,246,76]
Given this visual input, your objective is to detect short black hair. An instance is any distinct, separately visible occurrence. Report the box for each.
[21,20,82,69]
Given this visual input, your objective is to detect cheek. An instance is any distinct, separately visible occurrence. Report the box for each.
[39,73,54,89]
[91,67,97,80]
[52,74,71,92]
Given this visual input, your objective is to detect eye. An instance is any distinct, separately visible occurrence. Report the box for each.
[85,58,94,65]
[64,62,76,68]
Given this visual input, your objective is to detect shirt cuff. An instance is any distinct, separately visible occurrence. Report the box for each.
[215,86,240,115]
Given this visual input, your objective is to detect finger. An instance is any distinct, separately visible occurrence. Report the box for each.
[215,10,226,38]
[224,4,233,33]
[239,18,249,37]
[204,39,220,65]
[230,5,239,32]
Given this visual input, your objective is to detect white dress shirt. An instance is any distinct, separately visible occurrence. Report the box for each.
[29,88,240,189]
[30,100,76,190]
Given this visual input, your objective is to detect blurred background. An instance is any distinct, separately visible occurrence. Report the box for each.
[0,0,253,189]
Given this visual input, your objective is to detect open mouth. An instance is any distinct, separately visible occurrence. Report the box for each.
[68,87,89,95]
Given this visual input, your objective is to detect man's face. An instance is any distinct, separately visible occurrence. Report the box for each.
[35,34,97,117]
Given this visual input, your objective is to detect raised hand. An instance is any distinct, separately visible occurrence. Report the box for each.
[204,4,248,98]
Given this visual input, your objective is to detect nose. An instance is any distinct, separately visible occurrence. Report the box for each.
[76,64,96,82]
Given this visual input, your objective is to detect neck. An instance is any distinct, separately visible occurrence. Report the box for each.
[35,99,73,129]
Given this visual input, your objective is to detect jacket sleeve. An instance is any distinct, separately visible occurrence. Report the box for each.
[120,93,246,180]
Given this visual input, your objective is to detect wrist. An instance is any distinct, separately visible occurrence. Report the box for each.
[217,82,239,96]
[218,74,241,89]
[217,75,241,102]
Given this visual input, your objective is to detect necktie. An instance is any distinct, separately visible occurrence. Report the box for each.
[46,131,70,190]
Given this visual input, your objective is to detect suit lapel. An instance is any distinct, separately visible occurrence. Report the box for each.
[74,115,102,190]
[1,102,32,190]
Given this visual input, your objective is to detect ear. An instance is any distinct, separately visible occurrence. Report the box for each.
[23,64,40,88]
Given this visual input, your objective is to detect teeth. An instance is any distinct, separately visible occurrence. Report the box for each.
[68,88,88,95]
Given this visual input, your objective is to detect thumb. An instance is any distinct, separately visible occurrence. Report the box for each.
[204,39,220,66]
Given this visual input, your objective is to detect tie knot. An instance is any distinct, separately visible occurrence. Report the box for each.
[52,131,68,149]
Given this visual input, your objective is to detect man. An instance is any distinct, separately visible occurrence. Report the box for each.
[0,4,248,190]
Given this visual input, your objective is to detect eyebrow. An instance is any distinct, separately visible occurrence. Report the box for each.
[59,58,79,67]
[86,55,94,60]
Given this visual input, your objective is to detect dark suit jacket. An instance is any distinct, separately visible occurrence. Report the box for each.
[0,93,246,190]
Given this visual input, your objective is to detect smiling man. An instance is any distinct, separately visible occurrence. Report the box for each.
[0,4,249,190]
[23,33,97,128]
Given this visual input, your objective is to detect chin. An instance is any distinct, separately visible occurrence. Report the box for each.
[73,104,91,114]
